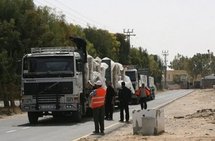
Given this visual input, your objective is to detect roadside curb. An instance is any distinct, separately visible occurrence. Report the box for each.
[153,90,194,110]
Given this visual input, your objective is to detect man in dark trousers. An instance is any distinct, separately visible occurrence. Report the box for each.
[90,80,106,135]
[118,81,132,123]
[138,83,148,110]
[105,82,116,120]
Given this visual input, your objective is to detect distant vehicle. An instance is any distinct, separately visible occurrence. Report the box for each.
[125,68,140,104]
[125,67,156,103]
[102,58,134,107]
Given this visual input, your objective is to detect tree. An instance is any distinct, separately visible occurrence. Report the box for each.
[115,33,130,64]
[187,53,211,80]
[129,47,149,68]
[84,27,120,60]
[148,55,163,88]
[169,53,189,70]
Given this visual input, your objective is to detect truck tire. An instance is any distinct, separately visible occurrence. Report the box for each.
[73,111,82,122]
[28,112,38,124]
[73,105,82,122]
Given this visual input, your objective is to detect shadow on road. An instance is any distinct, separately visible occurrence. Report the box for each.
[18,116,93,127]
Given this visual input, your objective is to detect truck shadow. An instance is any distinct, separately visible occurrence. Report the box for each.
[18,116,93,127]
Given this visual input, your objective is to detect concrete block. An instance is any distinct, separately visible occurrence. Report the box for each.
[132,109,165,135]
[0,101,4,107]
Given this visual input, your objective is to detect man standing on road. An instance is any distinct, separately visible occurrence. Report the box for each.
[118,82,131,123]
[105,82,116,120]
[90,80,106,135]
[137,83,150,110]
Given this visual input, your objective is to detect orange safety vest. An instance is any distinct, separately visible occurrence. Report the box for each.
[144,87,151,96]
[135,87,151,97]
[91,87,106,109]
[135,87,141,96]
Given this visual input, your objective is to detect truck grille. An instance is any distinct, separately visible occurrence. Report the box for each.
[24,82,73,106]
[24,82,73,95]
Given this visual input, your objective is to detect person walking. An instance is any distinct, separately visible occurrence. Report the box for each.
[90,80,106,135]
[105,82,116,120]
[118,82,132,123]
[137,83,150,110]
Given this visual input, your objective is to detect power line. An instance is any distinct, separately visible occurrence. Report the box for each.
[54,0,108,29]
[35,0,110,29]
[38,0,89,26]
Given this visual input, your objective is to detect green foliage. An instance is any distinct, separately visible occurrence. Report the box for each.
[129,47,149,68]
[115,33,130,64]
[84,27,120,60]
[148,55,163,84]
[0,0,165,103]
[169,53,189,70]
[170,53,214,81]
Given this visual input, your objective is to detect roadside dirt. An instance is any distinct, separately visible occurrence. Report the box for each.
[78,89,215,141]
[0,107,22,119]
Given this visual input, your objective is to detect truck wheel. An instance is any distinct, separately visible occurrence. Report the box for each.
[28,112,38,124]
[73,111,82,122]
[73,105,82,122]
[52,112,62,119]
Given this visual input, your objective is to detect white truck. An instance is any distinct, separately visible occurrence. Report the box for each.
[125,67,156,103]
[102,58,134,107]
[21,37,107,124]
[125,68,140,104]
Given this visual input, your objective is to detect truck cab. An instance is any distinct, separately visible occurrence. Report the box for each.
[21,47,88,124]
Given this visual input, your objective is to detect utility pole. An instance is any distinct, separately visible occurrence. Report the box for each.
[207,49,212,75]
[123,29,136,46]
[162,50,169,89]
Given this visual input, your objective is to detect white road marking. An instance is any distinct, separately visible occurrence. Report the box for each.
[22,127,30,130]
[6,130,16,133]
[105,122,120,129]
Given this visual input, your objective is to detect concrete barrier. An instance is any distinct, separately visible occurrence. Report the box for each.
[0,101,4,107]
[132,109,164,135]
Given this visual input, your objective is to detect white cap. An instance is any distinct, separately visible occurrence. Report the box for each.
[95,80,102,86]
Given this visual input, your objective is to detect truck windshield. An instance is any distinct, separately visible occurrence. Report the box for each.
[125,71,136,81]
[23,56,74,78]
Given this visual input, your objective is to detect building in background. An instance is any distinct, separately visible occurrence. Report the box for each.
[201,74,215,88]
[166,70,189,89]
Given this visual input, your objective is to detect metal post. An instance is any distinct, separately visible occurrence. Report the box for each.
[208,49,212,74]
[162,50,169,89]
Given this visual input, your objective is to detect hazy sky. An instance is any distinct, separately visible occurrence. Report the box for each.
[34,0,215,64]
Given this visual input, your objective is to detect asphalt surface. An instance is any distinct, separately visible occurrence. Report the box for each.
[0,89,194,141]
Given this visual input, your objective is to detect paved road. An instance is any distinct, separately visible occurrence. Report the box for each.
[0,89,193,141]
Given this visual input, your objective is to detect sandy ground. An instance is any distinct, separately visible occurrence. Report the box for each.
[79,89,215,141]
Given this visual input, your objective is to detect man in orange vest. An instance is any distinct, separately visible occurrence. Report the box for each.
[136,83,150,110]
[90,80,106,135]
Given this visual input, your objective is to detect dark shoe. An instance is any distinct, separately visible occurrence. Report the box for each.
[100,131,105,135]
[92,131,99,135]
[119,120,124,122]
[126,120,130,123]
